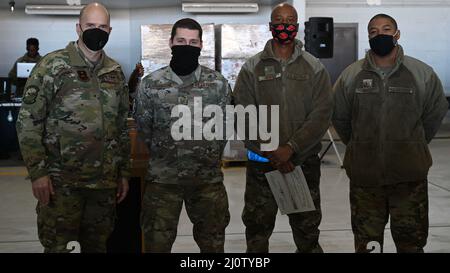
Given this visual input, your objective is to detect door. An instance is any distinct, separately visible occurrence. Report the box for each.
[320,23,358,85]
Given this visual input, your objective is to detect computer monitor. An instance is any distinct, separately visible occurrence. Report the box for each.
[17,63,36,78]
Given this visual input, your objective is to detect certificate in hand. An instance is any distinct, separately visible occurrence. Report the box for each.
[264,166,316,215]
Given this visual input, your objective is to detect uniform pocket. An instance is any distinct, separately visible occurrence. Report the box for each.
[386,86,417,113]
[286,72,309,81]
[355,87,381,114]
[356,87,379,94]
[384,141,431,182]
[353,89,382,139]
[347,141,382,185]
[388,87,413,94]
[58,134,102,181]
[36,203,57,251]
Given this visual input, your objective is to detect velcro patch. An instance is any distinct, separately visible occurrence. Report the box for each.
[77,70,90,82]
[101,73,121,84]
[23,85,40,104]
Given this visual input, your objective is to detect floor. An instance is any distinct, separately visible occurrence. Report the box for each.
[1,111,449,253]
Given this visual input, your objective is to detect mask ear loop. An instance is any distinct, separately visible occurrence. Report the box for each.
[393,30,399,46]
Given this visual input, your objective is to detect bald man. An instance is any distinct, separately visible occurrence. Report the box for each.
[233,3,332,252]
[16,3,130,253]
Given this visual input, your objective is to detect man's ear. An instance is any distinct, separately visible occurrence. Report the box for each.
[169,38,173,48]
[395,29,401,40]
[76,23,82,37]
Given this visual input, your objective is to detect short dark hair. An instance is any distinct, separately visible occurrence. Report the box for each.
[368,14,398,31]
[170,18,203,41]
[26,38,39,48]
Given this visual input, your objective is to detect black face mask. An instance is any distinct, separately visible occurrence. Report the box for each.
[270,23,299,45]
[81,28,109,52]
[170,45,201,76]
[369,33,398,57]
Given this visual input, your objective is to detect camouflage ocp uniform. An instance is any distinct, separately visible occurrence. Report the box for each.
[233,39,333,253]
[8,53,42,97]
[16,41,130,253]
[333,45,449,252]
[133,65,231,253]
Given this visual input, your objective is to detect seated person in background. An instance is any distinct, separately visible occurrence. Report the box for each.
[8,38,42,98]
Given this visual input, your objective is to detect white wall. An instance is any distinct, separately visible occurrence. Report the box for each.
[0,9,77,77]
[292,0,306,41]
[0,9,131,77]
[2,4,449,94]
[0,5,275,80]
[306,5,450,93]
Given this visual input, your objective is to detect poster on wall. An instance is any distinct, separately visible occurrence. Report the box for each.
[219,24,272,89]
[219,24,272,161]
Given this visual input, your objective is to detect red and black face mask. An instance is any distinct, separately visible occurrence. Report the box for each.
[270,23,299,45]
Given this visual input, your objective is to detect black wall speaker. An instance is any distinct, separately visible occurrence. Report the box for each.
[304,17,334,58]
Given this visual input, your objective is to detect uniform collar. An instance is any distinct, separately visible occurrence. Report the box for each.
[66,41,119,75]
[363,45,405,77]
[261,39,304,64]
[22,53,41,61]
[164,65,202,85]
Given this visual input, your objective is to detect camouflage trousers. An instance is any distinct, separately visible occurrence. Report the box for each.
[36,187,116,253]
[350,180,429,253]
[141,182,230,253]
[243,155,323,253]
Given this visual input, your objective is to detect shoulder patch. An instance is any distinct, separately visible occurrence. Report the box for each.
[23,85,40,104]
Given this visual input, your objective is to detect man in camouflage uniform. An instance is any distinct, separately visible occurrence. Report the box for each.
[233,3,333,253]
[8,38,42,98]
[16,3,130,253]
[134,18,230,253]
[333,14,449,253]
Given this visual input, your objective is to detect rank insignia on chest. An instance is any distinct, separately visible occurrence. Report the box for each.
[264,66,276,80]
[362,79,373,89]
[178,96,188,104]
[77,70,90,82]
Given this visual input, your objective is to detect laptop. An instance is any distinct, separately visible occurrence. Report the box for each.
[17,62,36,78]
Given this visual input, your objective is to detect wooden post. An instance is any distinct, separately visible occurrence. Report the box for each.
[127,118,150,253]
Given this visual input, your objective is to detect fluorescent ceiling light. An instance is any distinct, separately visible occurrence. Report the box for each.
[307,0,450,6]
[25,5,85,15]
[367,0,381,5]
[182,2,259,13]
